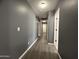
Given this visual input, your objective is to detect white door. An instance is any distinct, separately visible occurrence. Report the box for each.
[54,8,60,50]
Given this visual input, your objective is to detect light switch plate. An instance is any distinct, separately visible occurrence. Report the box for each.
[17,27,20,31]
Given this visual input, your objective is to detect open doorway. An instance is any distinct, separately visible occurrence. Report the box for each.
[42,20,47,34]
[43,24,47,33]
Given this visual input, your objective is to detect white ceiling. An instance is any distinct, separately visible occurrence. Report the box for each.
[27,0,59,18]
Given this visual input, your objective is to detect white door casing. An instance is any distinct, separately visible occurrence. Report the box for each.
[54,8,60,51]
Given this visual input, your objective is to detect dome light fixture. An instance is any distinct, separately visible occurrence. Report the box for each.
[42,20,46,22]
[39,1,48,9]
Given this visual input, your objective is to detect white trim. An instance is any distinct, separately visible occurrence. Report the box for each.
[54,44,62,59]
[57,52,62,59]
[0,55,10,58]
[54,8,60,50]
[48,43,54,45]
[19,38,38,59]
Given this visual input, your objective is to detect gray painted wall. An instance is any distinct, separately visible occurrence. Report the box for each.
[47,11,54,43]
[0,0,10,57]
[37,21,42,37]
[58,0,78,59]
[37,20,43,38]
[0,0,37,59]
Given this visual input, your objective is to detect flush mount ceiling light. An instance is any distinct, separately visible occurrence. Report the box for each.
[42,20,46,22]
[39,1,48,9]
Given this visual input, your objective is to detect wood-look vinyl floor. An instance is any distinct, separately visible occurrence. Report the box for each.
[23,33,59,59]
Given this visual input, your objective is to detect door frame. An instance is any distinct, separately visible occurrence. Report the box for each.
[54,8,60,51]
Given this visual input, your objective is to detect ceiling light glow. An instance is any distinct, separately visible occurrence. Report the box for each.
[39,1,48,9]
[42,20,46,22]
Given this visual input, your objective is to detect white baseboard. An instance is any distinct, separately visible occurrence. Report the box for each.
[48,43,54,45]
[48,43,62,59]
[0,55,10,58]
[19,38,38,59]
[57,52,62,59]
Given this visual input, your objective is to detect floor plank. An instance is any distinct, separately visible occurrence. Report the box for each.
[23,33,59,59]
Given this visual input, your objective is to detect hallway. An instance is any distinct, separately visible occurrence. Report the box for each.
[0,0,77,59]
[23,33,59,59]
